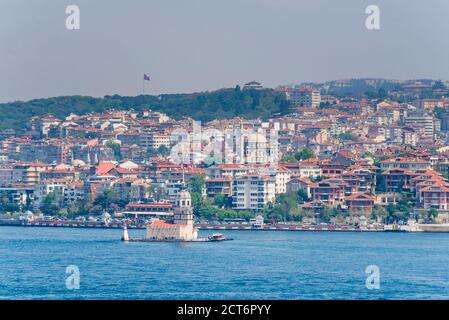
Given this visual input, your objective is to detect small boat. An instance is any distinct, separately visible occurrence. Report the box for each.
[208,233,226,241]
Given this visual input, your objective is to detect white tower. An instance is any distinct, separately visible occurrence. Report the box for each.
[174,189,194,226]
[122,225,130,241]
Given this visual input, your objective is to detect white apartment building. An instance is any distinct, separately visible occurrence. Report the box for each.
[274,168,291,194]
[63,182,85,204]
[254,165,291,195]
[235,128,279,165]
[232,175,276,210]
[206,164,253,179]
[33,179,70,208]
[298,164,321,179]
[139,132,171,149]
[404,113,435,139]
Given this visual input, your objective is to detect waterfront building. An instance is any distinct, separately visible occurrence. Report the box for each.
[63,181,85,204]
[232,174,276,210]
[205,177,233,198]
[341,167,376,194]
[382,168,414,193]
[345,193,375,214]
[286,176,312,198]
[0,184,34,207]
[420,185,449,209]
[309,181,345,206]
[145,189,198,241]
[33,178,72,208]
[122,203,174,218]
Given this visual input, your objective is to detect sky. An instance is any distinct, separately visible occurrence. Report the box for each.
[1,0,449,102]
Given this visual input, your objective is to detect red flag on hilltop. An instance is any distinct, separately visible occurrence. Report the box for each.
[144,74,150,81]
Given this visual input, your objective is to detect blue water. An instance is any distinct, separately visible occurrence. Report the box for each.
[1,227,449,299]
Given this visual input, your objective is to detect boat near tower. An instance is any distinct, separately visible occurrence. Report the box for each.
[121,188,231,242]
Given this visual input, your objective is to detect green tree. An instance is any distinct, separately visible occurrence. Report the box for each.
[297,189,309,203]
[40,191,60,216]
[281,148,316,162]
[297,148,315,160]
[427,208,438,223]
[106,139,122,161]
[188,174,206,214]
[339,132,358,141]
[0,195,20,213]
[93,189,121,213]
[148,185,165,202]
[188,174,206,194]
[214,194,227,208]
[157,145,170,156]
[372,204,387,222]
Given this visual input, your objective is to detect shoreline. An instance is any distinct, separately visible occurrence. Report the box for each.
[0,219,386,232]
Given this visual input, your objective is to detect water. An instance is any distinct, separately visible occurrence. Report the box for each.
[1,226,449,300]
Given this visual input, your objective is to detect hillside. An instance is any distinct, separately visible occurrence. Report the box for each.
[0,87,289,131]
[302,78,447,98]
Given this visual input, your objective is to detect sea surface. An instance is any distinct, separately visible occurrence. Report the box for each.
[1,226,449,300]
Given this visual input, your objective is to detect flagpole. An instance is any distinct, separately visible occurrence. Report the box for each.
[142,76,145,95]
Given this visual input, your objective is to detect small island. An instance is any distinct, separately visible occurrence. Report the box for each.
[121,188,230,242]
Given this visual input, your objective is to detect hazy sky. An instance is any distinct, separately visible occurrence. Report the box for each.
[1,0,449,102]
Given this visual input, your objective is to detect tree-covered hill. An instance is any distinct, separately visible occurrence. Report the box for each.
[0,87,289,131]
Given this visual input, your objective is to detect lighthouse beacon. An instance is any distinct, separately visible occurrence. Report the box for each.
[145,189,198,241]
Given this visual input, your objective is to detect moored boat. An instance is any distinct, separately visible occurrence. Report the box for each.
[208,233,226,241]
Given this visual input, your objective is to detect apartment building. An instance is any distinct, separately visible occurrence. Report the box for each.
[310,181,345,206]
[404,112,435,139]
[12,163,50,186]
[380,157,431,171]
[232,175,276,210]
[139,132,170,150]
[288,88,321,108]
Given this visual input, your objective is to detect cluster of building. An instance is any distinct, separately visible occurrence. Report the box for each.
[2,80,449,221]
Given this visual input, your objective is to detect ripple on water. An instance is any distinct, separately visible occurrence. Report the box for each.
[2,227,449,299]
